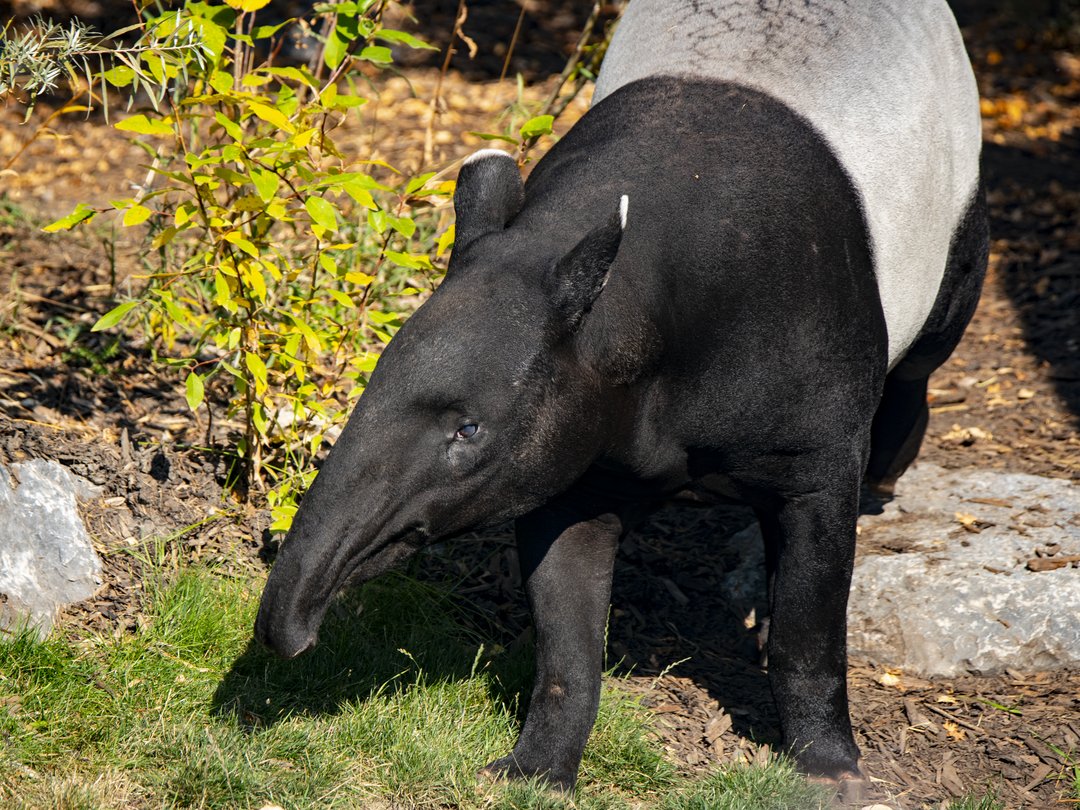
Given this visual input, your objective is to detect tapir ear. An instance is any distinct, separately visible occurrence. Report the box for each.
[452,149,524,258]
[552,195,627,326]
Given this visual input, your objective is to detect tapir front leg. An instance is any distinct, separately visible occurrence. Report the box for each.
[762,455,866,795]
[480,495,622,790]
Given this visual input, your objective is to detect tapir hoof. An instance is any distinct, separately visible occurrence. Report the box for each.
[808,770,869,807]
[478,755,575,793]
[863,475,899,498]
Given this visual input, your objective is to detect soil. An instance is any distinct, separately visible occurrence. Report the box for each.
[1,1,1078,808]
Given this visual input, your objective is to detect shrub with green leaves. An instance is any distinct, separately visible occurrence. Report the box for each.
[18,0,569,529]
[41,0,455,527]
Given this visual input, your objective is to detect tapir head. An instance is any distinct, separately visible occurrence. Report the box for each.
[255,150,628,658]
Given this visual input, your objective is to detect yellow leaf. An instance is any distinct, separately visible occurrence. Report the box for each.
[43,203,95,232]
[115,113,173,137]
[248,101,295,133]
[290,315,323,353]
[242,261,267,301]
[292,128,317,148]
[245,352,268,395]
[942,720,965,741]
[123,204,153,227]
[224,0,272,11]
[175,205,195,228]
[151,226,179,249]
[876,671,902,689]
[436,223,455,257]
[345,271,374,286]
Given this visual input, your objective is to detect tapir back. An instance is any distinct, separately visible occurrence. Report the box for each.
[594,0,982,367]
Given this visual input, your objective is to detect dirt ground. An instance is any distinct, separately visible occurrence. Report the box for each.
[1,1,1079,808]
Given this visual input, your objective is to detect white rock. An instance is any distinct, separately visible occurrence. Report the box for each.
[0,459,104,638]
[848,463,1080,676]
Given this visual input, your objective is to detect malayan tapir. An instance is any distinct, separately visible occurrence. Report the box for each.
[256,0,987,797]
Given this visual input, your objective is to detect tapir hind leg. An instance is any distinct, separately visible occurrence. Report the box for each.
[479,493,622,790]
[866,184,989,495]
[865,373,930,496]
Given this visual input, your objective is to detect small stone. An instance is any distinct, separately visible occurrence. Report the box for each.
[0,460,104,638]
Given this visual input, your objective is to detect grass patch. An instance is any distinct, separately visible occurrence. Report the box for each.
[944,791,1006,810]
[0,565,826,809]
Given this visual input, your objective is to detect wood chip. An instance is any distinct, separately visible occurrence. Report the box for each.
[1022,762,1053,792]
[1026,555,1080,572]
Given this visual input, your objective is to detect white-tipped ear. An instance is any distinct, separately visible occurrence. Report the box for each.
[463,148,514,166]
[452,150,524,261]
[619,194,629,230]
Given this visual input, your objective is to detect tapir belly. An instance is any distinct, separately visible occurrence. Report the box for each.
[593,0,982,367]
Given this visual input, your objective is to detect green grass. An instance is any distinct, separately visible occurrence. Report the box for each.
[943,791,1005,810]
[0,565,829,809]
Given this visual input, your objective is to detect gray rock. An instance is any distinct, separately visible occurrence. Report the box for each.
[0,459,104,638]
[848,463,1080,676]
[719,464,1080,677]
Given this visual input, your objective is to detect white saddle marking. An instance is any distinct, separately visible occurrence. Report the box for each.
[593,0,982,366]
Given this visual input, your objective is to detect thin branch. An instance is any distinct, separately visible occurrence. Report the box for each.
[423,0,468,167]
[499,2,527,83]
[538,0,603,119]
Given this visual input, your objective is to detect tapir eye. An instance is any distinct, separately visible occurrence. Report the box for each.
[454,423,479,440]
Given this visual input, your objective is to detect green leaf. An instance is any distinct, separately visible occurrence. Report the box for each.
[116,114,174,137]
[250,167,280,203]
[43,203,95,233]
[468,131,519,144]
[151,226,179,250]
[405,172,436,196]
[265,66,317,88]
[305,196,338,231]
[185,372,205,411]
[374,29,437,50]
[318,253,338,275]
[328,92,368,110]
[209,71,234,93]
[387,215,416,238]
[289,314,322,352]
[224,231,259,258]
[366,309,400,326]
[102,65,135,88]
[326,288,356,308]
[91,301,139,332]
[436,223,455,257]
[213,111,243,142]
[252,20,290,39]
[384,250,432,270]
[213,270,233,308]
[245,351,268,395]
[191,12,230,59]
[313,0,377,13]
[342,181,376,210]
[324,13,363,71]
[520,115,554,140]
[359,45,393,64]
[324,27,349,71]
